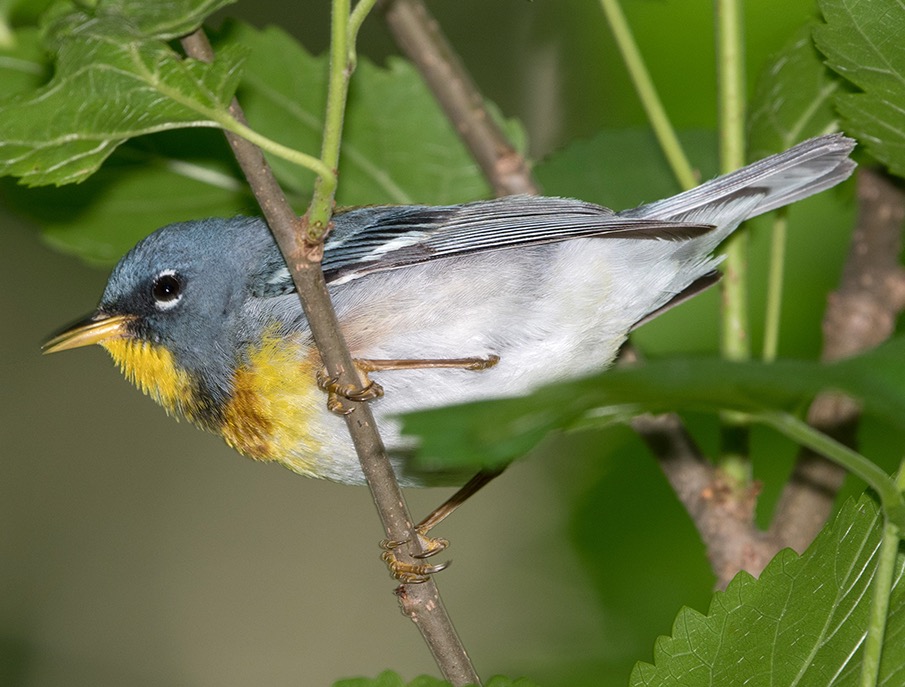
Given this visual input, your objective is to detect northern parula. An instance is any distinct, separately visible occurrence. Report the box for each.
[44,135,856,488]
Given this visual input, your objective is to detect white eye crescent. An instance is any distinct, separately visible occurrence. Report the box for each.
[152,270,183,310]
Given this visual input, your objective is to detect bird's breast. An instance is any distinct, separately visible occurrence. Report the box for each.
[218,331,330,476]
[103,332,337,479]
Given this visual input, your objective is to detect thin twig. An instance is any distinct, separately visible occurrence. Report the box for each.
[860,463,905,687]
[380,0,538,197]
[761,210,788,362]
[630,412,774,585]
[180,27,479,687]
[769,167,905,552]
[597,0,696,190]
[714,0,751,485]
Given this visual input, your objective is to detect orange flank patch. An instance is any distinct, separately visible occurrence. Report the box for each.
[219,333,325,476]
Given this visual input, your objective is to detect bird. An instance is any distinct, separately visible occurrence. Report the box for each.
[43,134,856,572]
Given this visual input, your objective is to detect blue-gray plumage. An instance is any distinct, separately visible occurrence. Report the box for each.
[44,134,856,486]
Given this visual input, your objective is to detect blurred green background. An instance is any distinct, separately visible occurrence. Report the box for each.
[0,1,872,686]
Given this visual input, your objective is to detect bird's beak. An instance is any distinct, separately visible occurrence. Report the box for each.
[42,313,134,354]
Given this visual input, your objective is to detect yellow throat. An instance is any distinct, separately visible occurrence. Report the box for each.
[101,338,198,419]
[102,332,327,478]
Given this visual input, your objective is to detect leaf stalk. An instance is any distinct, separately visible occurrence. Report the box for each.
[715,0,751,472]
[756,412,905,530]
[762,210,788,362]
[860,463,905,687]
[597,0,696,190]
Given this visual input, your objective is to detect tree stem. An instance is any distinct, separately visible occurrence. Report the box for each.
[181,18,479,685]
[859,464,905,687]
[715,0,751,470]
[598,0,696,190]
[381,0,537,197]
[762,210,788,362]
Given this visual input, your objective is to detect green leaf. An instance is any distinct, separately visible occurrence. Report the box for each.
[0,0,57,27]
[343,56,520,205]
[231,22,518,207]
[2,130,254,264]
[333,672,450,687]
[484,678,544,687]
[630,494,905,686]
[566,429,716,683]
[0,0,242,186]
[815,0,905,177]
[0,27,50,96]
[748,22,841,159]
[400,336,905,472]
[7,17,524,264]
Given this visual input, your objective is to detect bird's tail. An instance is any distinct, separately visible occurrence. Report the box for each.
[619,134,857,230]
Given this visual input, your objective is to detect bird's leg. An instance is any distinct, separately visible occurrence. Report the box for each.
[316,354,500,415]
[316,353,502,581]
[381,467,505,582]
[357,355,501,373]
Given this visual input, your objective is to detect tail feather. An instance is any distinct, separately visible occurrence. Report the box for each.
[620,134,857,224]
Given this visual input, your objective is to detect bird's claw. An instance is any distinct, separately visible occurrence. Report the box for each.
[316,367,384,415]
[462,354,500,371]
[316,354,499,415]
[380,532,451,583]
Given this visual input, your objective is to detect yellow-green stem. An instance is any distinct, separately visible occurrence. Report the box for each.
[756,412,905,530]
[715,0,746,177]
[598,0,696,190]
[762,211,788,362]
[307,0,353,240]
[216,115,335,181]
[349,0,379,64]
[860,465,905,687]
[715,0,749,362]
[860,516,900,687]
[715,0,750,467]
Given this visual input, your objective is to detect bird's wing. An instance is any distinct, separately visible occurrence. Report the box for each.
[319,195,714,284]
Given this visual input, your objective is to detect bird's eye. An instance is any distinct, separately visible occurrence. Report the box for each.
[152,271,183,309]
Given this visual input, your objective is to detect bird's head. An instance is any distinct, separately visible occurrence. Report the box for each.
[43,216,286,421]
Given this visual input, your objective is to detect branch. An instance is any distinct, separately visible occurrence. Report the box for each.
[630,412,775,585]
[769,167,905,552]
[380,0,538,197]
[714,0,752,487]
[180,27,479,687]
[639,168,905,585]
[597,0,696,189]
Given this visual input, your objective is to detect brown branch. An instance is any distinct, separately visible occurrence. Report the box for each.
[625,167,905,585]
[180,29,479,687]
[380,0,539,197]
[769,167,905,552]
[632,413,776,585]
